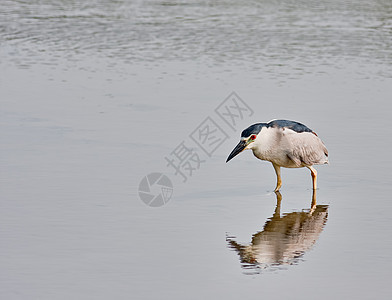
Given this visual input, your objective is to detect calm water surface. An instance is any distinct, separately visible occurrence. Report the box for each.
[1,1,392,299]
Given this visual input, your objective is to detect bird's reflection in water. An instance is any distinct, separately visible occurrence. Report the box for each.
[227,191,328,275]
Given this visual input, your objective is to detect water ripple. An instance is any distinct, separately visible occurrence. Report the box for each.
[1,0,391,77]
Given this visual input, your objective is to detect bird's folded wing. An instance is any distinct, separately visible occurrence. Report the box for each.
[286,132,328,166]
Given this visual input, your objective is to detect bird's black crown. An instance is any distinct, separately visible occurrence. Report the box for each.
[241,123,266,137]
[241,120,313,138]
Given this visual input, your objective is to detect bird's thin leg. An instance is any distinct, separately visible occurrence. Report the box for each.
[311,189,317,207]
[307,166,317,190]
[273,191,282,218]
[272,163,282,192]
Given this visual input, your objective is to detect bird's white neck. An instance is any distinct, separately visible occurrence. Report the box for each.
[251,127,282,161]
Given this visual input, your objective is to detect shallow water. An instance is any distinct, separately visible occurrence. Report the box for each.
[1,1,392,299]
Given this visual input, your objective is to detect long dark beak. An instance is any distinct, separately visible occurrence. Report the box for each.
[226,140,247,163]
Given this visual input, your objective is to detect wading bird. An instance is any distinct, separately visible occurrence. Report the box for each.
[226,120,328,191]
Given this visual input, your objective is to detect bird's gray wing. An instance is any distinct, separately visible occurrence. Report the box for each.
[285,131,328,166]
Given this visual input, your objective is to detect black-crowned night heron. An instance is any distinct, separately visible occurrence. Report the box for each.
[226,120,328,191]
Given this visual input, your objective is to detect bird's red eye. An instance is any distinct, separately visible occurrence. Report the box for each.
[250,135,256,140]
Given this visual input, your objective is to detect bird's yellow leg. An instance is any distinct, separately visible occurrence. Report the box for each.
[307,166,317,190]
[272,191,282,218]
[310,189,317,213]
[311,189,317,206]
[272,163,282,192]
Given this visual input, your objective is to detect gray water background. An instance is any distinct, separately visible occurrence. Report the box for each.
[1,0,392,299]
